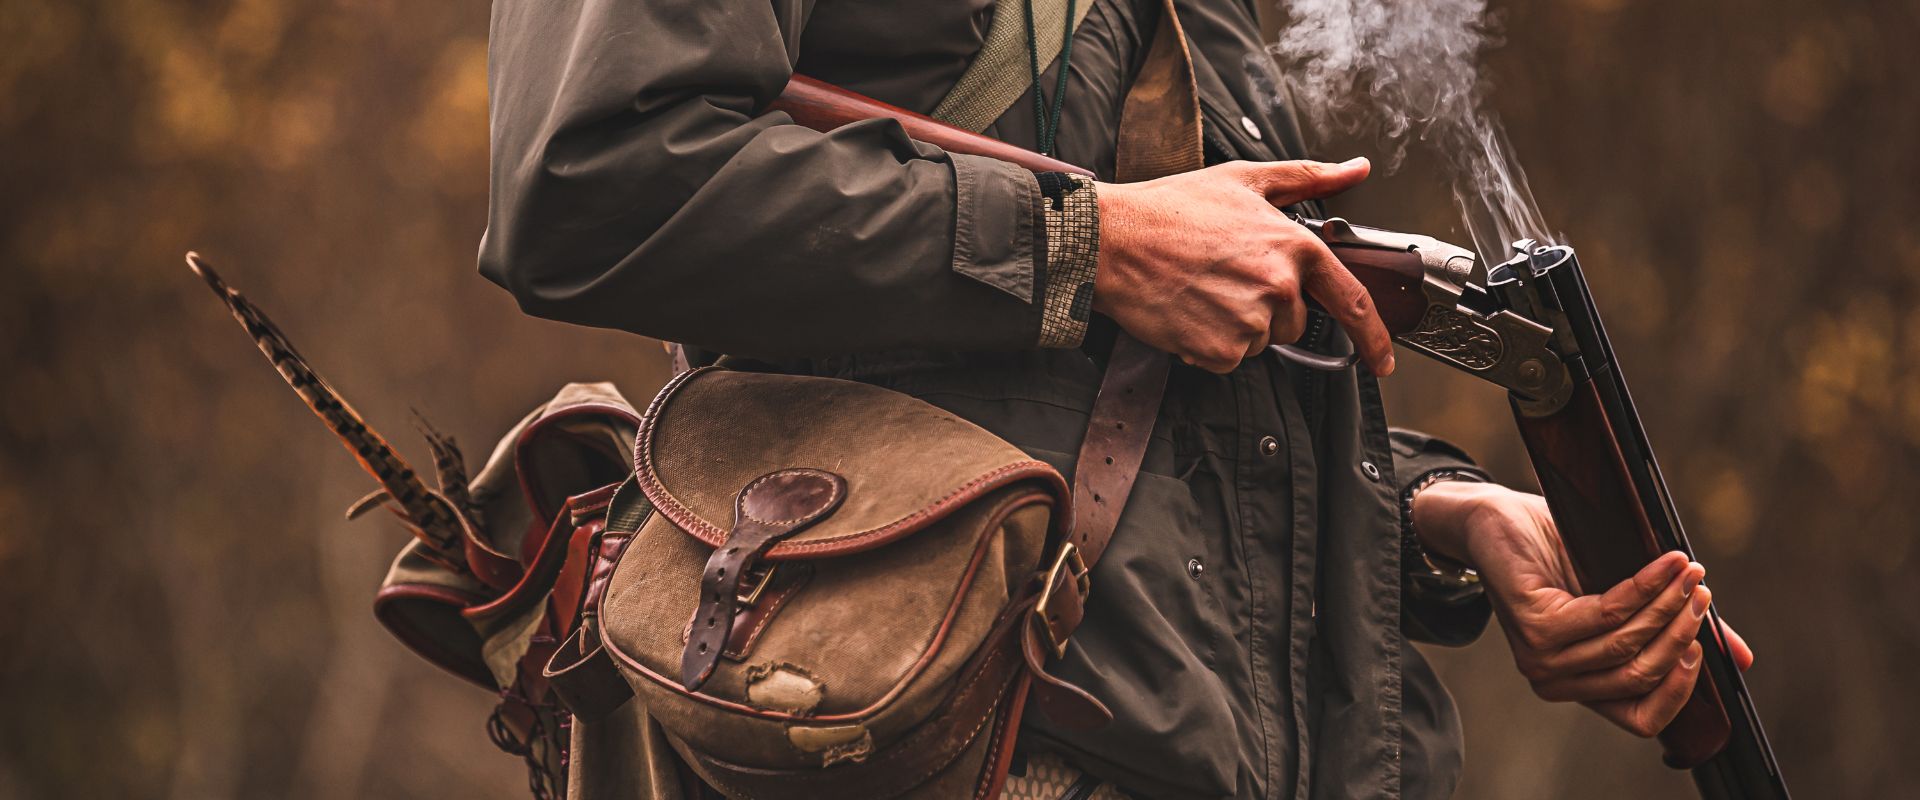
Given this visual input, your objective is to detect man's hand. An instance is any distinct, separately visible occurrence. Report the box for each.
[1092,159,1394,376]
[1412,481,1757,738]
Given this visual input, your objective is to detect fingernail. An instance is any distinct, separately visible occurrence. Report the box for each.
[1680,647,1701,670]
[1690,590,1710,619]
[1340,156,1368,169]
[1658,555,1686,581]
[1681,562,1702,596]
[1382,353,1396,376]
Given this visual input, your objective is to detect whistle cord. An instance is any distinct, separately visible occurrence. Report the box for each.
[1023,0,1077,158]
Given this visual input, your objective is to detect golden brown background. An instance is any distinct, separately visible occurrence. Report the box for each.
[2,0,1914,797]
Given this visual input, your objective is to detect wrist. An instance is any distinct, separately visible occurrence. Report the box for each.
[1410,478,1511,565]
[1088,180,1129,316]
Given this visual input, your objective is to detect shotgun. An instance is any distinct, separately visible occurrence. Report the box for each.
[768,75,1789,799]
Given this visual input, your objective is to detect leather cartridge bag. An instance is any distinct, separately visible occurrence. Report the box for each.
[547,0,1201,792]
[545,365,1144,798]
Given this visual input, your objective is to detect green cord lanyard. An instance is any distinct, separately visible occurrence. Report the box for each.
[1022,0,1077,158]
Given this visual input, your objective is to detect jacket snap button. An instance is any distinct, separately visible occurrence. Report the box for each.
[1361,461,1381,482]
[1258,435,1280,457]
[1239,115,1262,140]
[1186,558,1205,580]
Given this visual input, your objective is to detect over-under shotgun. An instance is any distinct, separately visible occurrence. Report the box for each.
[769,75,1788,799]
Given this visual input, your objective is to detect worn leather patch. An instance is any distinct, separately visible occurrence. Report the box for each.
[745,662,825,715]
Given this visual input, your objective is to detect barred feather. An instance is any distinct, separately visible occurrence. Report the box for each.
[412,410,473,517]
[186,252,466,557]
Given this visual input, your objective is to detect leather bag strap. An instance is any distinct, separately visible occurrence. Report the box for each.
[1065,0,1199,578]
[1019,0,1202,735]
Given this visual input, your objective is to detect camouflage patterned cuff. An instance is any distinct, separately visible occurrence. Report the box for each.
[1035,172,1099,349]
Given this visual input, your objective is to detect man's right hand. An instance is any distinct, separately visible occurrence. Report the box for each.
[1091,158,1394,376]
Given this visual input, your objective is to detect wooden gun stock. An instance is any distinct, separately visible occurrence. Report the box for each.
[773,76,1091,178]
[769,76,1435,335]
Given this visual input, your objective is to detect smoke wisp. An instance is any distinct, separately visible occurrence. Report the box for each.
[1266,0,1557,260]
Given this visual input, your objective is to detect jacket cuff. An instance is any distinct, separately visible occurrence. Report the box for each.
[1391,428,1495,647]
[950,153,1040,304]
[1035,172,1099,348]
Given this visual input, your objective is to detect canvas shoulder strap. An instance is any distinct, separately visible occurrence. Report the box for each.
[932,0,1098,132]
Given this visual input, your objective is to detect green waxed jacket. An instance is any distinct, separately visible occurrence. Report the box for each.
[479,0,1495,797]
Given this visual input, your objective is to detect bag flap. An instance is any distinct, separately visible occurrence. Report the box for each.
[371,382,638,690]
[634,368,1066,558]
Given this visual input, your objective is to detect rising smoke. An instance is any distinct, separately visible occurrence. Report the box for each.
[1265,0,1558,260]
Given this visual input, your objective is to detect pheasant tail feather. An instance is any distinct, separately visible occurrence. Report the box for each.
[186,252,466,557]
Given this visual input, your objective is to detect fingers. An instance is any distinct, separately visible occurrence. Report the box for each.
[1709,615,1756,672]
[1530,586,1713,703]
[1526,552,1689,649]
[1533,562,1706,676]
[1266,289,1309,348]
[1293,234,1395,376]
[1585,641,1706,738]
[1237,158,1372,208]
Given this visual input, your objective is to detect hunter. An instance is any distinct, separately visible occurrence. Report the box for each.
[477,0,1755,797]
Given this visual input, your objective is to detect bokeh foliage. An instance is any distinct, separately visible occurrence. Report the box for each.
[1,0,1914,797]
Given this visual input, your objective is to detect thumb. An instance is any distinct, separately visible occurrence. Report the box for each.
[1242,157,1372,207]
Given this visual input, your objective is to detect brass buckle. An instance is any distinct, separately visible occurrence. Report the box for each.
[737,564,778,606]
[1032,543,1091,658]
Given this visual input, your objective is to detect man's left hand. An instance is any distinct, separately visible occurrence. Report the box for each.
[1411,481,1756,738]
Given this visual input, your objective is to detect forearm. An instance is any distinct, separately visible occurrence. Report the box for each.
[479,0,1070,357]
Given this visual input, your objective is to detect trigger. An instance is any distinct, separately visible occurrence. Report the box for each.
[1268,344,1358,372]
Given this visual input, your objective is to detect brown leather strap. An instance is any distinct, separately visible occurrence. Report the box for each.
[1111,0,1204,186]
[1048,0,1200,635]
[1067,0,1201,567]
[1017,0,1202,742]
[545,525,642,719]
[682,468,847,690]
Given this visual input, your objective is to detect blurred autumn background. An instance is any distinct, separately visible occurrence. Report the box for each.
[1,0,1914,797]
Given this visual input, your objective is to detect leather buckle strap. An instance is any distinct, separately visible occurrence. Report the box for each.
[1026,0,1196,681]
[736,563,779,606]
[681,468,847,691]
[1032,543,1091,658]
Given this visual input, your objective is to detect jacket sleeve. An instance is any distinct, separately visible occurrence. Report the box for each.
[479,0,1047,357]
[1390,427,1495,647]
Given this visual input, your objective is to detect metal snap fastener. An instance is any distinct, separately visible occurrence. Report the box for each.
[1186,558,1205,580]
[1259,435,1280,457]
[1361,461,1381,482]
[1239,115,1262,140]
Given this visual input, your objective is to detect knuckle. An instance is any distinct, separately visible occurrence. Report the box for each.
[1515,657,1550,684]
[1281,160,1320,180]
[1237,314,1268,339]
[1203,342,1242,368]
[1269,271,1300,300]
[1604,632,1641,663]
[1597,602,1631,630]
[1340,285,1374,322]
[1622,662,1663,693]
